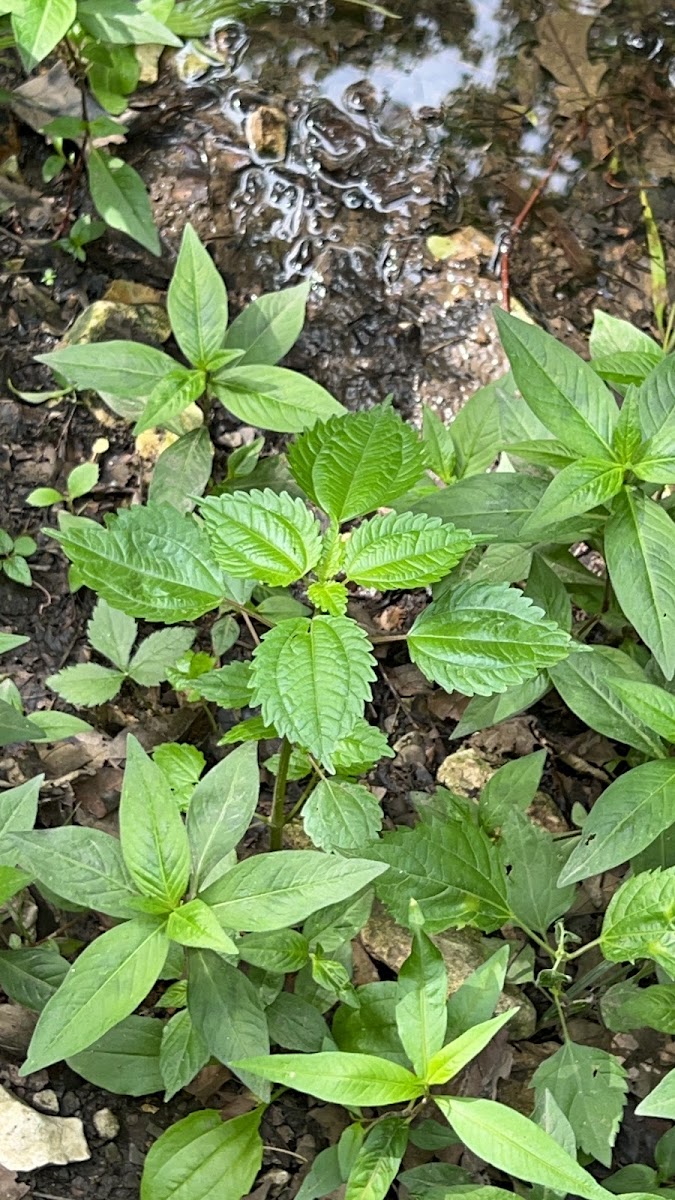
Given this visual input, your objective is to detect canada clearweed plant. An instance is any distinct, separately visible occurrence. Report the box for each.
[8,259,675,1198]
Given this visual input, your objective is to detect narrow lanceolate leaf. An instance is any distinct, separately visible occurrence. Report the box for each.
[423,405,456,481]
[453,674,550,738]
[87,598,136,671]
[395,927,447,1078]
[168,224,228,368]
[425,1010,514,1086]
[140,1108,263,1200]
[408,583,572,697]
[213,365,344,433]
[493,309,618,458]
[344,1116,409,1200]
[12,0,76,71]
[224,280,310,365]
[435,1097,607,1200]
[187,950,270,1098]
[23,916,169,1073]
[187,743,260,890]
[601,868,675,975]
[303,779,382,852]
[87,150,160,256]
[289,406,428,522]
[0,777,40,841]
[636,1069,675,1119]
[46,662,125,706]
[559,761,675,885]
[166,899,237,954]
[368,820,511,934]
[200,851,386,932]
[159,1009,210,1102]
[200,489,322,586]
[250,616,376,770]
[343,512,474,589]
[133,368,206,435]
[0,867,31,906]
[503,813,575,934]
[36,341,175,400]
[148,427,214,515]
[522,458,624,533]
[67,1016,164,1097]
[232,1052,424,1106]
[0,946,69,1013]
[589,310,663,360]
[605,488,675,680]
[532,1042,628,1167]
[632,351,675,442]
[10,828,141,919]
[53,506,226,623]
[119,737,191,908]
[610,679,675,743]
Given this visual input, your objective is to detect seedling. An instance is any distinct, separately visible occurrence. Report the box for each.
[0,528,36,587]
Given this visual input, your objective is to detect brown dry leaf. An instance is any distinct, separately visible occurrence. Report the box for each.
[535,12,607,115]
[0,1164,29,1200]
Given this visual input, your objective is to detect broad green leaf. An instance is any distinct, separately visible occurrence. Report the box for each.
[160,1009,209,1101]
[23,915,169,1072]
[331,719,393,776]
[233,1051,423,1106]
[134,368,206,435]
[213,365,343,433]
[128,627,195,687]
[200,489,321,586]
[503,812,575,933]
[307,580,348,616]
[219,715,275,746]
[601,980,675,1034]
[533,1087,577,1164]
[26,709,94,741]
[4,555,32,586]
[224,280,309,365]
[266,991,332,1052]
[289,405,427,522]
[408,583,572,696]
[188,743,259,889]
[632,350,675,442]
[332,982,405,1065]
[200,850,386,931]
[250,615,376,770]
[453,674,550,738]
[46,662,125,706]
[53,506,226,623]
[445,945,510,1040]
[167,898,237,954]
[0,699,39,747]
[368,820,511,934]
[344,1115,409,1200]
[10,827,141,918]
[494,309,618,457]
[187,949,269,1097]
[611,386,644,464]
[87,598,136,670]
[423,405,456,482]
[189,661,252,708]
[549,645,666,758]
[0,632,28,655]
[0,866,31,905]
[591,351,663,387]
[479,750,546,834]
[589,311,663,360]
[532,1042,628,1166]
[77,0,181,44]
[343,511,474,589]
[148,427,214,515]
[609,679,675,743]
[120,737,191,907]
[0,776,40,840]
[559,761,675,886]
[395,925,447,1077]
[466,542,532,587]
[12,0,75,70]
[303,779,382,852]
[36,340,174,399]
[435,1096,607,1200]
[636,1069,675,1119]
[425,1010,514,1086]
[87,150,160,256]
[450,379,501,478]
[67,1015,163,1095]
[154,743,205,808]
[605,489,675,680]
[168,225,228,368]
[238,929,309,974]
[294,1145,344,1200]
[525,553,572,632]
[303,888,374,953]
[398,1163,471,1197]
[140,1108,263,1200]
[601,868,675,974]
[523,458,624,533]
[0,946,68,1012]
[66,462,98,501]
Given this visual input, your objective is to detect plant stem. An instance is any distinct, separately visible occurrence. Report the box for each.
[287,771,319,822]
[566,936,601,961]
[552,990,570,1041]
[515,920,556,960]
[269,737,292,851]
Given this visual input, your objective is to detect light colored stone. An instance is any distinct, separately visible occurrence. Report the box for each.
[0,1085,89,1171]
[437,747,493,796]
[60,300,171,349]
[31,1090,59,1115]
[92,1108,120,1141]
[245,106,289,161]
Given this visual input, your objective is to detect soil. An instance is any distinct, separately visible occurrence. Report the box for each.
[1,0,674,1194]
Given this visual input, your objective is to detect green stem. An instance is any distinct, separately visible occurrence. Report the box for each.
[552,990,570,1041]
[269,737,292,851]
[566,936,601,961]
[514,920,556,960]
[287,771,319,822]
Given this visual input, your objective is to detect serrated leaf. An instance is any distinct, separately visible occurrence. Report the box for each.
[368,820,511,933]
[250,615,376,770]
[233,1051,423,1106]
[289,406,427,522]
[636,1069,675,1119]
[167,897,237,954]
[140,1108,263,1200]
[494,309,618,458]
[522,458,624,533]
[134,368,206,435]
[549,645,666,758]
[213,365,343,433]
[605,488,675,680]
[120,737,191,907]
[601,868,675,974]
[602,979,675,1034]
[344,1115,409,1200]
[160,1009,210,1102]
[12,0,76,70]
[303,779,382,852]
[224,280,309,365]
[46,662,125,706]
[219,715,275,746]
[395,926,447,1078]
[148,427,214,515]
[200,488,321,586]
[329,719,392,777]
[10,827,141,918]
[532,1042,628,1166]
[36,340,174,399]
[87,598,136,670]
[187,949,269,1097]
[129,626,195,686]
[167,224,228,368]
[23,915,169,1072]
[87,150,160,256]
[408,583,572,696]
[307,580,348,616]
[343,511,474,589]
[502,812,575,933]
[189,661,253,708]
[425,1010,514,1086]
[53,506,226,623]
[200,850,386,932]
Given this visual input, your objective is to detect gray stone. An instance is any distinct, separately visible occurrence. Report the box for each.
[31,1090,59,1115]
[0,1084,89,1171]
[92,1108,120,1141]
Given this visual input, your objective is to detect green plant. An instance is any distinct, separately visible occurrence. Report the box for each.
[0,527,36,587]
[26,459,99,509]
[55,213,106,262]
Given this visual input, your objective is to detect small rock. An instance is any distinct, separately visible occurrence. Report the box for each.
[437,747,493,796]
[92,1108,119,1141]
[0,1084,89,1172]
[59,299,171,349]
[31,1090,59,1115]
[245,106,288,161]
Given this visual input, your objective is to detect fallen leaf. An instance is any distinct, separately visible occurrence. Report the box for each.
[535,12,607,115]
